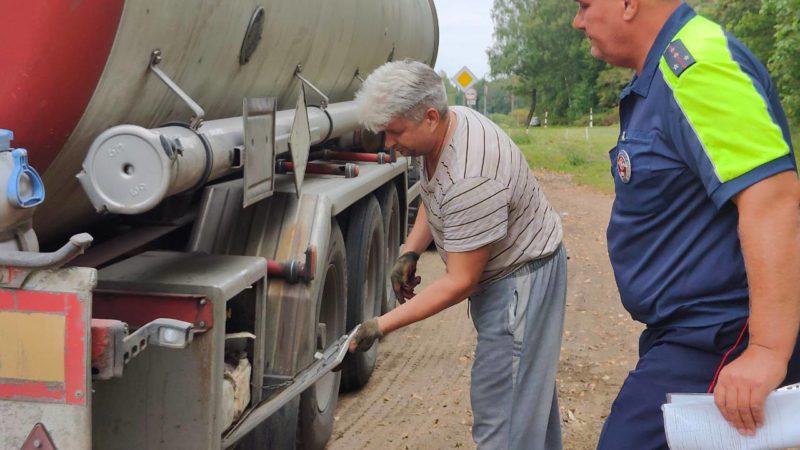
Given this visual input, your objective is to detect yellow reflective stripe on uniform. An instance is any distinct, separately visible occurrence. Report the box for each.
[660,16,790,183]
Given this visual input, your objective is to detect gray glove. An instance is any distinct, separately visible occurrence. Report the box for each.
[390,251,421,304]
[350,317,384,352]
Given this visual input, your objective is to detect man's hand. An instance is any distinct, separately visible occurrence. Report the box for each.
[390,252,421,303]
[713,346,788,436]
[716,172,800,436]
[348,317,384,352]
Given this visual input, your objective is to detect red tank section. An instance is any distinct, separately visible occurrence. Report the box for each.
[0,0,124,171]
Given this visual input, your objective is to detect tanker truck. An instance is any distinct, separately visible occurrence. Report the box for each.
[0,1,437,448]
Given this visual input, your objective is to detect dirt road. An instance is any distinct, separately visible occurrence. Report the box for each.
[329,171,642,450]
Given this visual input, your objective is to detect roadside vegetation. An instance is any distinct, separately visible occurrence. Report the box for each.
[440,0,799,179]
[480,0,799,126]
[501,124,618,193]
[500,124,800,195]
[792,128,800,166]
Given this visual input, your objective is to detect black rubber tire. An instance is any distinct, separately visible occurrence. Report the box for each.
[296,222,347,450]
[340,196,386,391]
[377,183,401,314]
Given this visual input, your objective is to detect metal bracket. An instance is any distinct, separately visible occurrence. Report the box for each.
[149,49,206,129]
[92,318,194,380]
[266,246,316,283]
[288,84,311,196]
[122,318,194,362]
[294,65,329,109]
[242,97,276,208]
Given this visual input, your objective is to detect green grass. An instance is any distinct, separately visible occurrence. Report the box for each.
[508,126,619,193]
[506,125,800,193]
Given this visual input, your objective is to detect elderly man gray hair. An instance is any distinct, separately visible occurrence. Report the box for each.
[357,59,449,135]
[348,59,568,450]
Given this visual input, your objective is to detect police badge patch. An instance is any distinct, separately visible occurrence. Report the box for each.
[617,150,632,184]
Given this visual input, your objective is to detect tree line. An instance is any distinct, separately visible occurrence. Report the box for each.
[477,0,799,126]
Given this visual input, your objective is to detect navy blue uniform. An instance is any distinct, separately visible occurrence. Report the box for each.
[598,4,800,448]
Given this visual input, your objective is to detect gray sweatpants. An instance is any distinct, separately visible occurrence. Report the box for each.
[469,244,567,450]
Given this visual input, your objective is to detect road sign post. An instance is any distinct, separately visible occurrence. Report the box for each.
[464,87,478,108]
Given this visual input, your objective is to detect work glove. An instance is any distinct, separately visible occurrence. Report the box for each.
[390,251,421,304]
[349,317,384,352]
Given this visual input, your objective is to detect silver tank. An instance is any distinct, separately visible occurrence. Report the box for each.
[37,0,438,240]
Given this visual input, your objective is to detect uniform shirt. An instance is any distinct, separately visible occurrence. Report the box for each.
[418,106,562,286]
[608,3,796,327]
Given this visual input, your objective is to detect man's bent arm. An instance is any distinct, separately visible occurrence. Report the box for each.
[378,245,491,334]
[403,202,434,255]
[714,171,800,435]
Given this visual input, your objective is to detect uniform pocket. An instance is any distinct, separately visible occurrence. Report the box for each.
[614,131,669,214]
[507,289,519,336]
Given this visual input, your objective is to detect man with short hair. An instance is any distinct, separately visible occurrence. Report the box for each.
[349,59,567,450]
[572,0,800,448]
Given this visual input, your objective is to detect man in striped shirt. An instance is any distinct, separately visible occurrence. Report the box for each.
[350,59,567,450]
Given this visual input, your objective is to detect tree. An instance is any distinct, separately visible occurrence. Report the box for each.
[595,67,632,112]
[481,76,518,114]
[439,70,461,106]
[489,0,604,123]
[704,0,776,65]
[700,0,799,123]
[763,0,800,122]
[488,0,799,125]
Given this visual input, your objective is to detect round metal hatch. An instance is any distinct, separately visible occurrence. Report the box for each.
[240,7,265,65]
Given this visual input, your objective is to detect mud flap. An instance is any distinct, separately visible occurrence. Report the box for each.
[222,325,360,448]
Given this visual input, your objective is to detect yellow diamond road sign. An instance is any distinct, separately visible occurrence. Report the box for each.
[453,66,477,93]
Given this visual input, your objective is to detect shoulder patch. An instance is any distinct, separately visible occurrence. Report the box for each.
[663,39,696,78]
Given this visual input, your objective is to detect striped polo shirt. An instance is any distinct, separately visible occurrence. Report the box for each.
[418,106,563,286]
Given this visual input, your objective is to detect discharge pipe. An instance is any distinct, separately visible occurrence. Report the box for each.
[77,101,359,215]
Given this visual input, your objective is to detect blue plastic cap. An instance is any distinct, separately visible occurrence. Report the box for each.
[0,129,13,151]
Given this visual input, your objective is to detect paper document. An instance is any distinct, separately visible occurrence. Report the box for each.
[662,383,800,450]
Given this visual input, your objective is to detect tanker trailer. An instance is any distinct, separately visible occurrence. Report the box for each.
[0,0,438,448]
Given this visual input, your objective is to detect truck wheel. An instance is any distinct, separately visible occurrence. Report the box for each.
[297,223,347,450]
[377,183,401,314]
[341,196,385,391]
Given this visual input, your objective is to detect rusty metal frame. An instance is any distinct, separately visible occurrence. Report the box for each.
[93,290,212,332]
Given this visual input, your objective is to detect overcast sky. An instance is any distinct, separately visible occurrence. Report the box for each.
[433,0,495,81]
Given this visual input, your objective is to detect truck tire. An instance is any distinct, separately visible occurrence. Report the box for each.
[341,196,385,391]
[297,222,347,450]
[377,183,401,314]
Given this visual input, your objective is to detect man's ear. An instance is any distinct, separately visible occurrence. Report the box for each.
[622,0,639,21]
[424,107,441,128]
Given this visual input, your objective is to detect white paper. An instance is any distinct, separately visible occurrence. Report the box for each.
[662,385,800,450]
